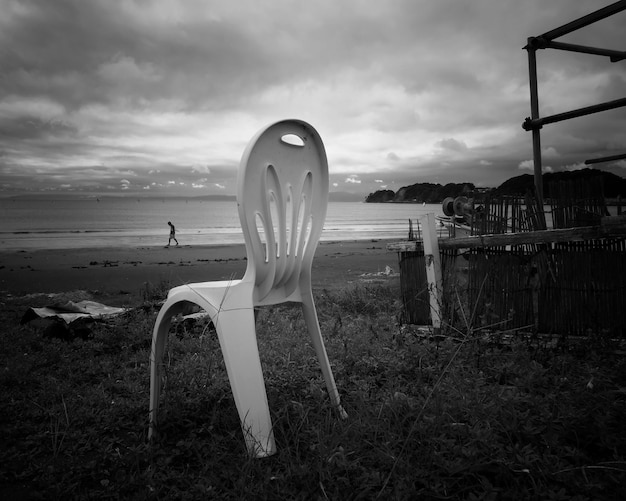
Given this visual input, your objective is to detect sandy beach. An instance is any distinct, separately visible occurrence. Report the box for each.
[0,240,402,305]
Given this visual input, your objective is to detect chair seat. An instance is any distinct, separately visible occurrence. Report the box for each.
[167,279,245,301]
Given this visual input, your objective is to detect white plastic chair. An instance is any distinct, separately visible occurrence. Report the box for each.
[149,119,347,457]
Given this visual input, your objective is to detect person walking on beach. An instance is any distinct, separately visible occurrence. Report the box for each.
[167,221,179,247]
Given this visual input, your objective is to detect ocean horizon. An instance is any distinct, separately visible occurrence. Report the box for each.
[0,198,444,251]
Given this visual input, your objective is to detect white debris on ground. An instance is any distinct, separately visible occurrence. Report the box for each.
[359,265,400,283]
[21,300,127,324]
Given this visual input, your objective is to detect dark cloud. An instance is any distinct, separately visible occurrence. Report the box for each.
[0,116,78,140]
[1,0,625,197]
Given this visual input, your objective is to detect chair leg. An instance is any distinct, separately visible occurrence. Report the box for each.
[149,301,186,440]
[301,294,348,420]
[213,307,276,457]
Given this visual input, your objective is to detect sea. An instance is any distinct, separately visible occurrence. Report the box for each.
[0,197,445,251]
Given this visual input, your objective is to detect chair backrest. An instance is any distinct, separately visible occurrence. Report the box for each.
[237,120,329,304]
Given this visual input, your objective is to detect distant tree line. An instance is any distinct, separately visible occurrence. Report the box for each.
[365,182,475,203]
[492,169,626,199]
[365,169,626,203]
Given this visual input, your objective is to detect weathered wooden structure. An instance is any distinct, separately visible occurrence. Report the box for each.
[469,194,545,235]
[390,214,626,337]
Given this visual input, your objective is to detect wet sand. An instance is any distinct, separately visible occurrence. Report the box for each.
[0,240,402,304]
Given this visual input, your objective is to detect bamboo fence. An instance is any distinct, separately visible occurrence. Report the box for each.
[392,192,626,337]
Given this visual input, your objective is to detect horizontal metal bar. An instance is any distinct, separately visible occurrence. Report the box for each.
[540,0,626,41]
[585,153,626,165]
[522,97,626,131]
[545,40,626,62]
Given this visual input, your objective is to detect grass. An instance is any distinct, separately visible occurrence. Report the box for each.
[1,283,625,500]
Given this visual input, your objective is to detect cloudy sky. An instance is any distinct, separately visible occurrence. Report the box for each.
[1,0,625,198]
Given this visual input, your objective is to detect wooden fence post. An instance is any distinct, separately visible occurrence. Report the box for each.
[420,213,443,332]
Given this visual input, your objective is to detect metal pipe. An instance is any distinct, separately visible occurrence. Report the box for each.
[526,42,545,223]
[585,153,626,165]
[539,0,626,41]
[544,40,626,62]
[523,97,626,131]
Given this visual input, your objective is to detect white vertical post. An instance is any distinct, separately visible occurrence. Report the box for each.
[419,213,443,331]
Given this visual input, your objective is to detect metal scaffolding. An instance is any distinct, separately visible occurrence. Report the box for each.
[522,0,626,226]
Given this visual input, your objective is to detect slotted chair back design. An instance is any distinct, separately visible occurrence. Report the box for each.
[148,119,346,458]
[238,120,328,305]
